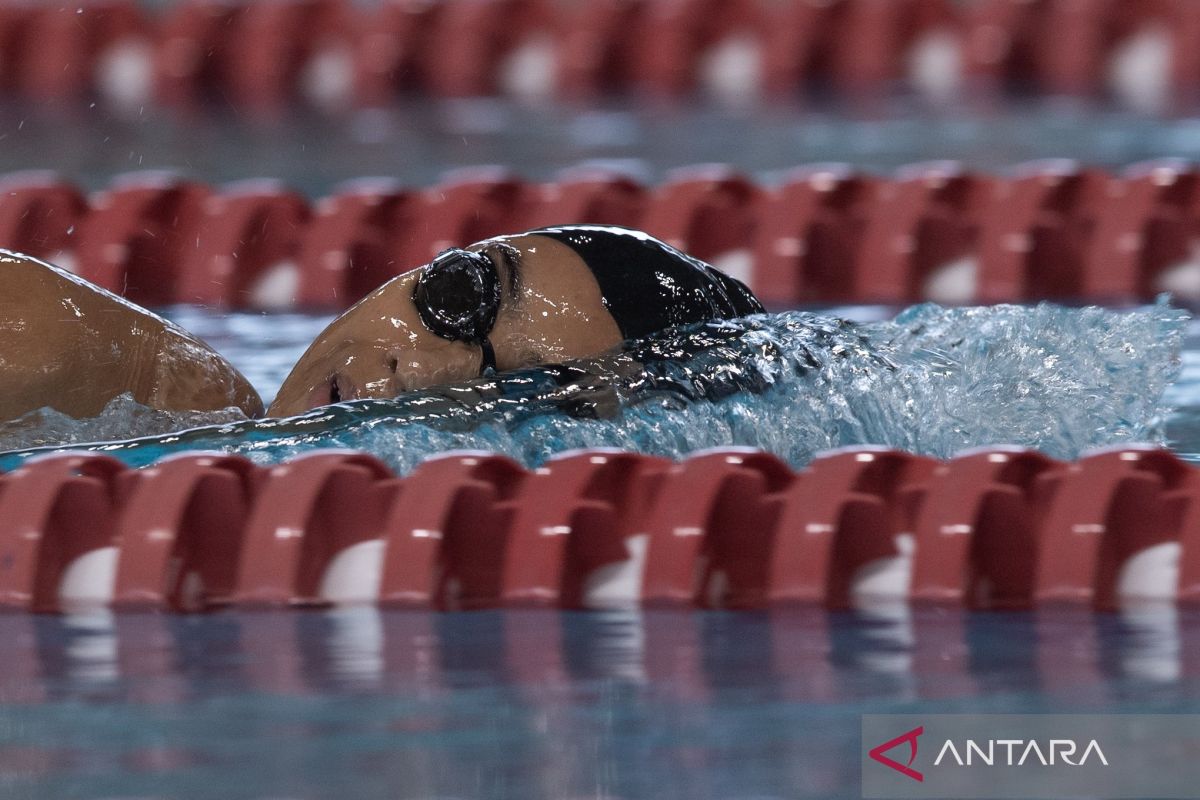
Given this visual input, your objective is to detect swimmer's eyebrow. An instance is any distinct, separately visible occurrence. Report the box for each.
[484,242,523,302]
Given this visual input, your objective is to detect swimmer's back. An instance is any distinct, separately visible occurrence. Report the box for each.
[0,252,262,423]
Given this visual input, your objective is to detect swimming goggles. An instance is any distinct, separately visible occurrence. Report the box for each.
[413,248,501,375]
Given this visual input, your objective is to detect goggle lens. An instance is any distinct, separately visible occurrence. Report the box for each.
[413,248,501,343]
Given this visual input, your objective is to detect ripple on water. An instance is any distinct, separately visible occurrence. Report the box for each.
[0,302,1189,473]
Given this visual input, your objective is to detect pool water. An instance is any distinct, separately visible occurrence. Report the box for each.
[2,303,1200,798]
[1165,316,1200,461]
[2,301,1187,472]
[175,303,1200,464]
[2,606,1199,800]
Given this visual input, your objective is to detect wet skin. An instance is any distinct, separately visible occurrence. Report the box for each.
[0,251,263,423]
[269,234,624,416]
[1,227,756,426]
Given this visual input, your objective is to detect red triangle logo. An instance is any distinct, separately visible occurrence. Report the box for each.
[869,725,924,782]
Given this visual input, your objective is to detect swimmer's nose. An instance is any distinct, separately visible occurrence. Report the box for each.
[294,372,358,412]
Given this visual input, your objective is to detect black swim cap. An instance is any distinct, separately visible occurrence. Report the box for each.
[531,225,764,340]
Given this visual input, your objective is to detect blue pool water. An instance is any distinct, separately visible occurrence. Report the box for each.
[3,607,1200,799]
[0,302,1191,471]
[176,302,1200,465]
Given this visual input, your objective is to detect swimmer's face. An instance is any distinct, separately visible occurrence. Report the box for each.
[267,234,624,416]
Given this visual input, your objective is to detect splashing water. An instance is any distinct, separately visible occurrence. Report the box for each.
[0,302,1187,473]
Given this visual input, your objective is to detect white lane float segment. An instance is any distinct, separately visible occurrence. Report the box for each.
[59,546,118,610]
[53,527,1197,611]
[699,34,762,108]
[248,260,301,310]
[908,29,962,105]
[95,39,155,113]
[1108,25,1172,116]
[320,539,386,604]
[922,255,978,305]
[299,529,1187,609]
[499,36,558,102]
[1118,542,1180,602]
[709,249,754,287]
[852,534,915,606]
[1154,246,1200,300]
[50,250,78,275]
[302,45,356,113]
[584,533,648,610]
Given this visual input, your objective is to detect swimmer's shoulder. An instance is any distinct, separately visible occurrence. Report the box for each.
[0,250,139,318]
[2,250,74,297]
[2,249,130,306]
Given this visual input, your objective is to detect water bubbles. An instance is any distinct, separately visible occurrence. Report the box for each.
[0,302,1188,473]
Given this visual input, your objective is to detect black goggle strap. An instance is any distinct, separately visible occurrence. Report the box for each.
[479,337,497,376]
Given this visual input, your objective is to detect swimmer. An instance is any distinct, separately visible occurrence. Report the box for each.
[0,251,263,423]
[0,226,761,425]
[267,225,763,415]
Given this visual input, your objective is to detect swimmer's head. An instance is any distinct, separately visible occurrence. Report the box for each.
[267,225,762,416]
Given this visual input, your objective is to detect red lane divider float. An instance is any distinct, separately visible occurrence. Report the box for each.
[176,180,311,309]
[378,451,526,608]
[7,0,1200,113]
[9,161,1200,309]
[111,453,259,611]
[639,449,790,608]
[296,178,415,309]
[1,445,1198,613]
[769,447,936,608]
[0,172,87,269]
[74,172,212,307]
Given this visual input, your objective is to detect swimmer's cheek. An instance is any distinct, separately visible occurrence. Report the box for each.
[381,345,480,395]
[268,345,477,414]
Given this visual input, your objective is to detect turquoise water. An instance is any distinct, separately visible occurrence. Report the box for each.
[0,302,1189,472]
